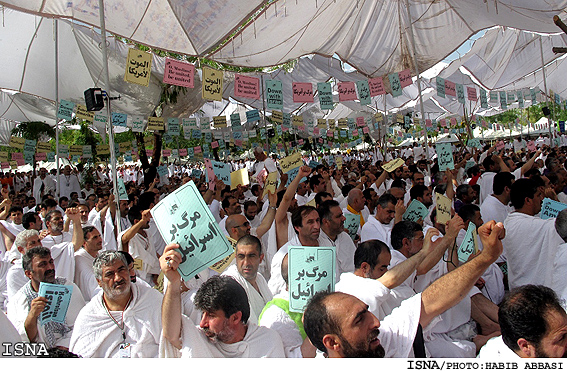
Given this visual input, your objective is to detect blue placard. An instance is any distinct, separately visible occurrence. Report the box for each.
[541,198,567,219]
[211,160,231,186]
[317,82,334,110]
[288,245,335,312]
[246,109,261,123]
[388,73,402,97]
[112,112,127,127]
[436,142,454,171]
[191,169,202,178]
[167,118,180,136]
[57,100,74,121]
[344,213,360,239]
[38,282,73,325]
[157,165,169,178]
[356,80,371,105]
[266,79,283,110]
[151,181,233,280]
[403,200,429,222]
[457,223,478,263]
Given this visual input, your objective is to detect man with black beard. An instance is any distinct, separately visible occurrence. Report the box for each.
[303,220,505,358]
[478,285,567,358]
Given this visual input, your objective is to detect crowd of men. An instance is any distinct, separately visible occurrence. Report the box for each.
[1,136,567,359]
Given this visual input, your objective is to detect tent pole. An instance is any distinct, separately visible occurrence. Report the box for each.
[404,0,430,174]
[261,75,269,152]
[539,36,553,147]
[98,0,121,235]
[55,19,60,199]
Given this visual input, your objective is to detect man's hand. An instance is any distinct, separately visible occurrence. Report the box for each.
[39,230,50,240]
[298,165,312,178]
[421,228,440,256]
[445,215,465,239]
[477,220,505,263]
[66,207,82,222]
[1,187,9,200]
[394,199,406,216]
[141,209,152,223]
[28,296,48,320]
[160,243,182,283]
[267,190,277,207]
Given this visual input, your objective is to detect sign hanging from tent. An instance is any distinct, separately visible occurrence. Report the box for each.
[234,74,260,99]
[124,48,152,87]
[163,58,195,88]
[202,67,223,101]
[292,82,314,103]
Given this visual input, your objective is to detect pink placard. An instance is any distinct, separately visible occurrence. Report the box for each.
[338,82,357,102]
[16,159,24,166]
[1,162,8,169]
[211,141,219,149]
[162,58,195,88]
[482,120,488,128]
[277,143,284,149]
[234,74,260,99]
[282,126,289,132]
[318,138,324,143]
[298,125,306,132]
[425,119,432,127]
[179,148,187,157]
[204,158,216,190]
[292,82,314,103]
[398,69,412,88]
[162,149,171,157]
[193,146,202,154]
[35,152,47,161]
[313,127,320,136]
[327,131,334,138]
[235,139,243,147]
[298,139,304,145]
[363,126,369,134]
[356,117,365,127]
[11,152,23,160]
[368,77,386,96]
[445,80,456,96]
[467,87,477,101]
[450,117,457,126]
[439,119,447,127]
[353,129,359,136]
[444,128,449,133]
[527,141,536,151]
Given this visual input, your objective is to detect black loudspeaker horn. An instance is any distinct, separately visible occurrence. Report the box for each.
[84,88,104,111]
[542,106,551,116]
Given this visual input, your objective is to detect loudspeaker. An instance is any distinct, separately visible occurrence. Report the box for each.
[268,128,275,138]
[542,106,551,116]
[84,88,104,111]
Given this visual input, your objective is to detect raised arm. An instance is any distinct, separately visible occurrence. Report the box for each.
[419,220,504,327]
[416,215,464,275]
[121,209,151,253]
[67,207,84,252]
[256,190,277,239]
[379,228,438,289]
[160,243,183,350]
[520,150,541,176]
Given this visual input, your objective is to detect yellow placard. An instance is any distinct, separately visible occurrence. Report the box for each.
[306,198,316,207]
[271,110,283,124]
[0,152,7,162]
[292,115,303,127]
[280,152,303,174]
[9,161,17,169]
[338,118,347,128]
[209,237,236,273]
[381,158,404,173]
[124,48,152,87]
[396,113,404,124]
[133,258,143,270]
[69,145,83,156]
[97,144,110,155]
[335,155,343,170]
[263,171,278,197]
[436,193,452,224]
[75,104,94,122]
[230,168,249,190]
[144,135,154,146]
[317,119,327,128]
[9,137,25,150]
[213,116,227,128]
[202,66,223,101]
[119,142,132,152]
[147,117,165,131]
[37,141,51,153]
[375,112,383,122]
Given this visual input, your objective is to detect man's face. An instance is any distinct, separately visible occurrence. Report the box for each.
[244,204,258,221]
[407,231,425,256]
[10,211,23,225]
[97,196,108,209]
[78,205,89,223]
[27,198,36,209]
[84,229,103,252]
[531,309,567,358]
[297,210,321,242]
[47,212,64,232]
[367,251,391,280]
[235,243,263,282]
[402,167,411,179]
[326,206,346,236]
[39,168,47,178]
[98,259,131,300]
[26,254,56,286]
[314,179,326,193]
[23,235,42,252]
[60,199,68,209]
[376,203,395,225]
[471,211,484,229]
[420,189,433,208]
[226,198,241,215]
[413,173,425,186]
[327,294,385,358]
[532,189,545,215]
[119,200,129,215]
[297,182,308,196]
[199,310,235,343]
[389,188,404,203]
[63,166,71,176]
[352,193,365,212]
[230,215,251,240]
[464,187,477,203]
[393,167,403,179]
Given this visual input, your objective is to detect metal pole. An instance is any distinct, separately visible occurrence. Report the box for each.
[539,35,554,147]
[55,19,60,199]
[261,75,270,152]
[98,0,121,235]
[404,0,430,174]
